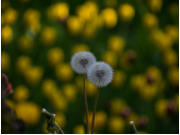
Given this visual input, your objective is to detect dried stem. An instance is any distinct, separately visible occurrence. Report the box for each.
[91,89,99,134]
[83,74,90,134]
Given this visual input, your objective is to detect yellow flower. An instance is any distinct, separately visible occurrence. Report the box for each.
[25,66,43,85]
[14,85,29,102]
[163,49,177,67]
[47,3,69,20]
[102,51,117,67]
[16,56,31,75]
[3,8,18,25]
[77,1,98,21]
[2,25,13,44]
[41,27,56,46]
[51,91,67,111]
[110,99,126,114]
[41,79,58,97]
[119,4,135,21]
[63,84,77,102]
[151,29,173,51]
[112,70,126,87]
[165,25,179,43]
[56,112,66,128]
[55,63,73,81]
[146,66,162,82]
[1,52,10,71]
[86,81,98,97]
[24,9,41,32]
[108,116,125,133]
[155,99,168,117]
[71,44,89,54]
[101,8,117,28]
[139,85,157,100]
[168,67,179,86]
[131,75,146,90]
[18,35,33,50]
[15,102,41,125]
[143,13,158,29]
[108,36,125,53]
[67,16,83,35]
[73,125,85,134]
[93,111,107,130]
[148,0,162,12]
[47,47,64,66]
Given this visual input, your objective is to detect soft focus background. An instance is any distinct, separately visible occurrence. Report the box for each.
[1,0,179,134]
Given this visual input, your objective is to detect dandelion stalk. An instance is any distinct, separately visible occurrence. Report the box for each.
[91,89,99,134]
[83,74,90,134]
[42,108,64,134]
[129,121,138,134]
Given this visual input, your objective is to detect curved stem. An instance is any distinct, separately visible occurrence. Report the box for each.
[83,74,90,134]
[91,89,99,134]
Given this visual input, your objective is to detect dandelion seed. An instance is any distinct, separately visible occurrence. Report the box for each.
[71,51,96,74]
[87,62,113,87]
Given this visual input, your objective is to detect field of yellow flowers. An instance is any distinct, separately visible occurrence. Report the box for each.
[1,0,179,134]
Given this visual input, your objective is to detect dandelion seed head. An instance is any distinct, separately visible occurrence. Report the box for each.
[87,62,113,87]
[71,51,96,74]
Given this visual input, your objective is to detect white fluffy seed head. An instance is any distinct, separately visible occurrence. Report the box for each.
[87,62,113,87]
[71,51,96,74]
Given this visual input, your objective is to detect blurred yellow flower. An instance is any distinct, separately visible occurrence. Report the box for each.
[168,67,179,86]
[151,29,173,51]
[77,1,98,21]
[63,84,77,102]
[16,56,31,75]
[67,16,83,35]
[119,4,135,21]
[55,63,73,81]
[102,51,117,67]
[146,66,162,82]
[111,99,126,114]
[25,66,43,85]
[112,70,126,87]
[14,85,29,102]
[140,85,157,100]
[155,99,168,117]
[131,75,146,90]
[18,35,33,50]
[94,111,107,130]
[73,125,85,134]
[108,116,125,133]
[108,36,125,53]
[24,9,41,33]
[15,102,41,125]
[47,47,64,66]
[51,91,67,111]
[56,112,66,128]
[47,3,69,20]
[1,52,10,71]
[72,44,89,54]
[2,25,13,44]
[3,8,18,25]
[165,25,179,43]
[101,8,117,28]
[41,79,58,96]
[148,0,162,12]
[143,13,158,29]
[86,81,98,97]
[41,27,56,46]
[163,49,177,67]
